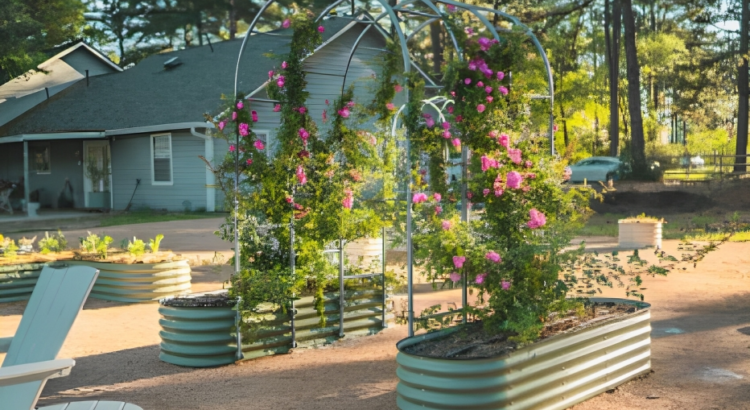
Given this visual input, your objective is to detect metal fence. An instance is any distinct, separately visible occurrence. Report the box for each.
[653,152,750,181]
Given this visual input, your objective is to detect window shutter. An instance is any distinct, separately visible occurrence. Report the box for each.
[153,135,172,182]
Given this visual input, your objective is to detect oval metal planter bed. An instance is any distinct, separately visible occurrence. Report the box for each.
[395,298,651,410]
[68,259,192,303]
[618,220,663,249]
[0,262,47,303]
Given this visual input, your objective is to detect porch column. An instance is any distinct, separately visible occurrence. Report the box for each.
[204,135,215,212]
[23,141,30,217]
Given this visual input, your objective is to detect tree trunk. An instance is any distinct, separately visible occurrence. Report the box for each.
[736,0,749,172]
[604,0,621,157]
[229,0,237,40]
[622,0,647,174]
[430,21,443,78]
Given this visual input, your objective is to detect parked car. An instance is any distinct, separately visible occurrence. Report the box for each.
[567,156,623,183]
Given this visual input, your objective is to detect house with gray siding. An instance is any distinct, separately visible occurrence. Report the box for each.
[0,14,424,215]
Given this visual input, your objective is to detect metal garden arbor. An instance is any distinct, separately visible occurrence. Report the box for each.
[230,0,555,339]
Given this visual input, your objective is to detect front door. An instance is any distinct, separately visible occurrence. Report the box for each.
[83,140,112,208]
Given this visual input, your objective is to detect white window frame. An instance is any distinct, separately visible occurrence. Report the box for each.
[150,133,174,185]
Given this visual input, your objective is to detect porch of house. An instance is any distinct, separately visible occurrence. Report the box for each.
[0,135,112,218]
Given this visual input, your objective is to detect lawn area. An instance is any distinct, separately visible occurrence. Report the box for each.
[579,211,750,240]
[99,210,224,227]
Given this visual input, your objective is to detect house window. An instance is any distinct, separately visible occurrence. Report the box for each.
[254,130,270,155]
[31,143,51,174]
[151,134,173,184]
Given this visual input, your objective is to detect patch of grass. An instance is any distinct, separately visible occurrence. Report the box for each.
[100,210,222,227]
[690,215,716,226]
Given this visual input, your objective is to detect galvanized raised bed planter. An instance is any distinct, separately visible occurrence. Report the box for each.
[0,262,47,303]
[396,298,651,410]
[158,288,392,368]
[68,259,192,303]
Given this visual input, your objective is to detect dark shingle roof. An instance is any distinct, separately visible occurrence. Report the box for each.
[0,17,356,136]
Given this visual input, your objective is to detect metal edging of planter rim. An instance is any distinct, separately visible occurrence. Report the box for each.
[157,288,392,367]
[68,260,192,303]
[395,298,652,410]
[618,221,663,249]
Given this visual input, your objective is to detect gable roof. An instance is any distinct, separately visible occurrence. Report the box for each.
[0,16,362,137]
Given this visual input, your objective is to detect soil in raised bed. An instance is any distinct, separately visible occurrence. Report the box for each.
[402,302,638,359]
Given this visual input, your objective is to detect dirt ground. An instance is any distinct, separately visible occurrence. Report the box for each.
[0,236,747,409]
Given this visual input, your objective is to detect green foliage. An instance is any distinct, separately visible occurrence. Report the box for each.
[80,232,113,259]
[149,234,164,253]
[1,238,19,261]
[38,230,67,254]
[127,237,146,257]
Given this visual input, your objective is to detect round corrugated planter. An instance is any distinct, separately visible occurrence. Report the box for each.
[395,298,651,410]
[158,300,238,368]
[68,259,192,303]
[0,262,46,303]
[345,238,383,268]
[618,220,662,249]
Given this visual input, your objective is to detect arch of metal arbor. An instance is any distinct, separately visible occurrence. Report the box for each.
[229,0,556,339]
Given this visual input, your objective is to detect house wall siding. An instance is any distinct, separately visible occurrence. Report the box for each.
[60,48,117,77]
[27,139,85,208]
[0,142,23,182]
[112,131,207,211]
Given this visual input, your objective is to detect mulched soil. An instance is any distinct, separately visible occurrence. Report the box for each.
[402,303,637,359]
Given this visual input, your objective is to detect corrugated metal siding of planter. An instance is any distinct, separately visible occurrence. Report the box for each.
[240,289,390,360]
[111,131,206,211]
[396,304,652,410]
[159,304,238,367]
[0,263,46,302]
[70,259,191,303]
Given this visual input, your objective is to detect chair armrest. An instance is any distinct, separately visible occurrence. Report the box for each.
[0,358,75,387]
[0,337,12,354]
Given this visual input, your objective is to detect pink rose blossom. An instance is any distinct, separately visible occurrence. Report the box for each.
[442,130,452,139]
[236,101,244,109]
[239,123,249,137]
[501,281,511,290]
[478,37,492,51]
[495,189,504,197]
[386,102,396,111]
[229,145,236,152]
[553,124,559,132]
[449,272,461,282]
[277,77,285,88]
[273,104,281,112]
[251,111,258,122]
[338,108,350,118]
[246,158,253,165]
[506,171,523,189]
[412,193,428,204]
[447,106,454,114]
[254,140,264,150]
[442,121,451,130]
[481,155,492,172]
[347,101,355,108]
[394,84,403,92]
[498,86,509,95]
[488,130,498,138]
[297,107,307,114]
[442,220,451,230]
[452,138,461,148]
[477,81,484,88]
[456,115,463,122]
[467,191,473,199]
[508,148,522,164]
[296,165,307,185]
[485,251,501,263]
[426,117,435,128]
[464,78,472,85]
[486,96,494,103]
[450,91,456,97]
[468,61,477,71]
[322,109,328,123]
[497,71,505,80]
[318,26,325,33]
[483,188,490,196]
[528,208,547,229]
[342,188,353,209]
[525,160,533,168]
[447,4,457,12]
[453,256,466,269]
[298,128,309,145]
[475,273,487,284]
[281,61,288,69]
[435,205,442,215]
[232,112,237,120]
[433,193,442,202]
[477,104,486,113]
[285,197,293,203]
[499,133,510,147]
[218,121,225,131]
[282,19,291,28]
[464,27,474,35]
[268,70,274,79]
[485,86,493,94]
